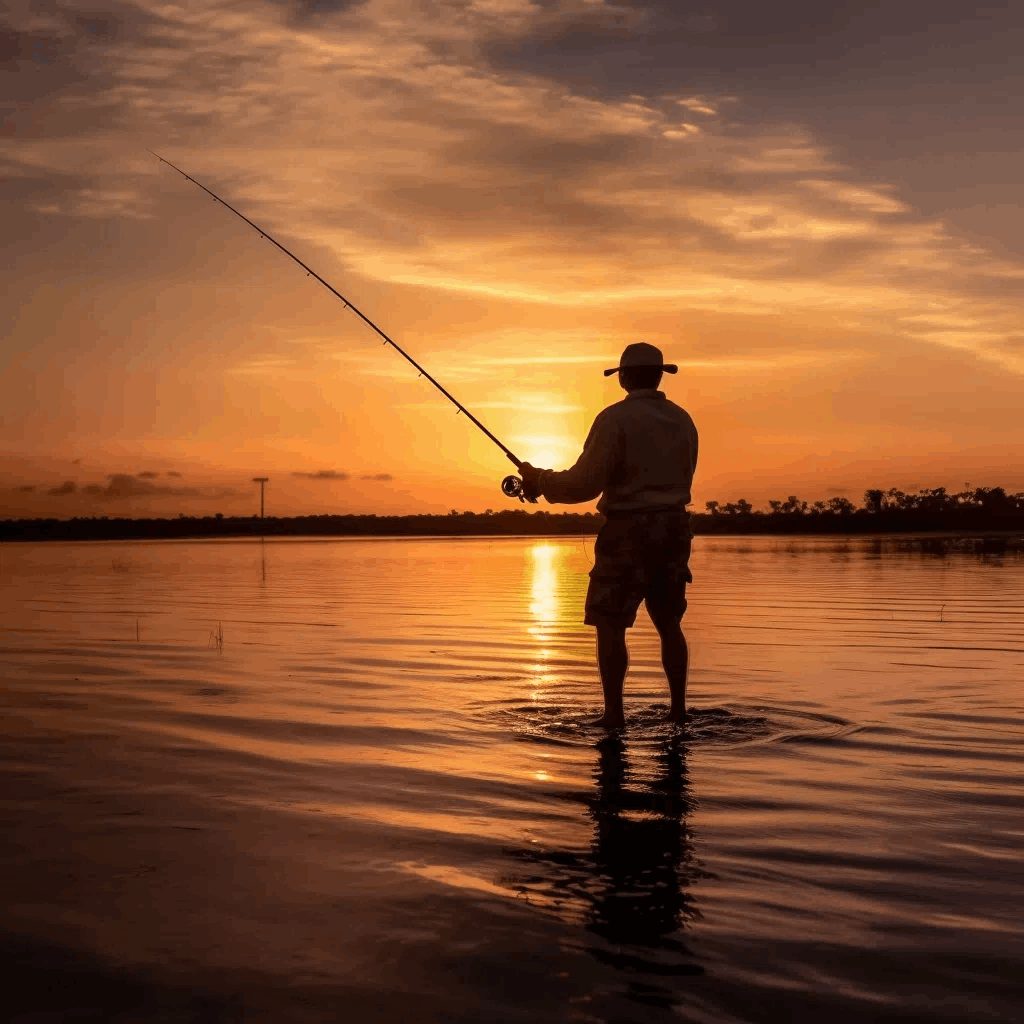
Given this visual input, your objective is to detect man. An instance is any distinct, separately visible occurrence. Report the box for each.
[519,343,698,730]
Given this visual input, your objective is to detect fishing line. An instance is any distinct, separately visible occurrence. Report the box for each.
[148,151,535,502]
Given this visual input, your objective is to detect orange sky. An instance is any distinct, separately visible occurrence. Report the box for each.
[3,0,1024,518]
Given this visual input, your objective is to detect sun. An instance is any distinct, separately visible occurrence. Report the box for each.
[518,436,570,468]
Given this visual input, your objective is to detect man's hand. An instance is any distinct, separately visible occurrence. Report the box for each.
[518,462,544,502]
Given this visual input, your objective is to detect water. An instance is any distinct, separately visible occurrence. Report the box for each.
[1,535,1022,1022]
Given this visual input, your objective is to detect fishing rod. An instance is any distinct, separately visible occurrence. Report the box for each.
[148,151,534,503]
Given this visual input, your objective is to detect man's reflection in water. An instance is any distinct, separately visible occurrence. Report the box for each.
[508,731,703,997]
[586,732,700,951]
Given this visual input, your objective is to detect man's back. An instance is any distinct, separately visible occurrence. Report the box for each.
[598,389,697,514]
[539,389,698,515]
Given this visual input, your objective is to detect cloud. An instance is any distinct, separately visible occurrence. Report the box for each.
[137,470,158,478]
[292,469,392,481]
[48,480,76,495]
[17,484,36,492]
[2,0,1024,378]
[74,473,227,500]
[102,474,173,498]
[229,356,301,376]
[166,471,182,477]
[448,398,583,413]
[676,96,721,115]
[292,469,350,480]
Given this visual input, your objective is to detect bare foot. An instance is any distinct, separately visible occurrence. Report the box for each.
[664,708,688,725]
[591,714,626,731]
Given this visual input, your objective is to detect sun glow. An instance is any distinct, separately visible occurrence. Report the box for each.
[520,436,572,469]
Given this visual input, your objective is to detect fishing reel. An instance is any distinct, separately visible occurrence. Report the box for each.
[502,475,537,504]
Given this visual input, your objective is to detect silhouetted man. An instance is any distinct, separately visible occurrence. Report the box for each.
[519,343,698,729]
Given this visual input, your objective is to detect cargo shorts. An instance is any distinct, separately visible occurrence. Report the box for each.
[585,507,693,629]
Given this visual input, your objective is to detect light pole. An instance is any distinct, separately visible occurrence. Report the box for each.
[252,477,269,518]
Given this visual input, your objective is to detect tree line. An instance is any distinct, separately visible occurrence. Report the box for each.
[1,486,1021,542]
[700,486,1024,533]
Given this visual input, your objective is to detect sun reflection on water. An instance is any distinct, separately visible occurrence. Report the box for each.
[529,543,559,628]
[528,544,562,703]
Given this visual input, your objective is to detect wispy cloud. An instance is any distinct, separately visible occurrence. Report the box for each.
[2,0,1021,378]
[30,473,232,502]
[291,469,393,482]
[228,356,301,376]
[80,473,208,499]
[292,469,349,480]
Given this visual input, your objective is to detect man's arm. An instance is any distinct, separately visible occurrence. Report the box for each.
[528,414,619,505]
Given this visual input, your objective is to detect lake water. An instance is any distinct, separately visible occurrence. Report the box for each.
[1,535,1022,1022]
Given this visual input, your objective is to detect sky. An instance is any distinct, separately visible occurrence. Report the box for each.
[3,0,1024,518]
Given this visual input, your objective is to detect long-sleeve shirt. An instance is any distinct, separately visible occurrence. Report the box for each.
[539,389,698,515]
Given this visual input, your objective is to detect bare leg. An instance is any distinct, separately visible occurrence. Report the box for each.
[651,615,688,723]
[594,623,628,729]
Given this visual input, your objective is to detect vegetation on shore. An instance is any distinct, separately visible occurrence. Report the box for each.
[699,485,1024,534]
[1,486,1022,541]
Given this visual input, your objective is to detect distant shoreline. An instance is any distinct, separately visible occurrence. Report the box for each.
[2,510,1022,543]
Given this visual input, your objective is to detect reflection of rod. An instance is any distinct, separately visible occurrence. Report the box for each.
[252,476,268,518]
[149,151,522,470]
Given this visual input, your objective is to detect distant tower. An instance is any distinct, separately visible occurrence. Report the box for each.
[252,477,269,518]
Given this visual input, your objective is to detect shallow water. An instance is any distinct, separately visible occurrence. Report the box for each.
[1,535,1022,1022]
